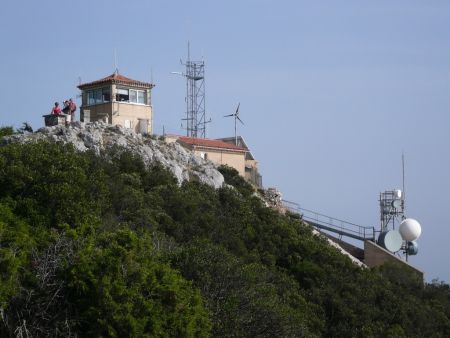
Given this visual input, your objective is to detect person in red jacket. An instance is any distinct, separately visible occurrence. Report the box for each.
[51,102,61,115]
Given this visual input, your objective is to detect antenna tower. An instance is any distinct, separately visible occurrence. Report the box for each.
[377,154,421,259]
[180,42,207,138]
[379,189,405,233]
[379,155,407,233]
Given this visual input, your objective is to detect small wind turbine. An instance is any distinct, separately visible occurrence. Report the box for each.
[224,103,244,145]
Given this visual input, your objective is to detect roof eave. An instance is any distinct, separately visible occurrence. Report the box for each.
[78,81,154,90]
[190,144,247,153]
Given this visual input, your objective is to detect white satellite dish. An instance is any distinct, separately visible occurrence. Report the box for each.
[378,230,403,252]
[392,199,402,209]
[399,218,422,241]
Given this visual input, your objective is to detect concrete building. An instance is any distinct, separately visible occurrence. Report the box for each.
[165,135,263,188]
[176,136,247,176]
[217,136,262,188]
[77,72,154,134]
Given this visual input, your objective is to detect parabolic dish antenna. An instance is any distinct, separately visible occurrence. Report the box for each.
[392,199,402,209]
[399,218,422,241]
[378,230,403,252]
[406,241,419,255]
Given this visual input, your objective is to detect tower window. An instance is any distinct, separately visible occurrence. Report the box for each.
[129,89,146,104]
[137,91,145,104]
[86,88,110,105]
[116,88,129,102]
[115,88,146,104]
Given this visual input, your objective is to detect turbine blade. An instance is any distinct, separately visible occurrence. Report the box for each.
[237,116,244,125]
[224,114,234,117]
[235,102,240,114]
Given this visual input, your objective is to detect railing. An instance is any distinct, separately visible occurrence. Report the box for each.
[282,200,375,241]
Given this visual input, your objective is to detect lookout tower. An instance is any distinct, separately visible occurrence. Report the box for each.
[77,71,155,134]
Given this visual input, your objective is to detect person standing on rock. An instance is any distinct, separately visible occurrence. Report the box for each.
[61,100,71,124]
[69,98,76,122]
[62,100,70,114]
[51,102,61,115]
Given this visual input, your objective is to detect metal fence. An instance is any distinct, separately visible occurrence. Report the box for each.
[282,200,375,242]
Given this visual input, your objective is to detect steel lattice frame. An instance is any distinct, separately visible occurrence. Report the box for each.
[379,190,405,232]
[183,57,206,138]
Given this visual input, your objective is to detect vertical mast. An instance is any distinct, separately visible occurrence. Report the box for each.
[235,115,237,145]
[402,152,406,216]
[181,42,206,138]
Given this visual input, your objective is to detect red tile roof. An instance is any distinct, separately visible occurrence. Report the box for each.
[78,72,154,89]
[178,136,247,152]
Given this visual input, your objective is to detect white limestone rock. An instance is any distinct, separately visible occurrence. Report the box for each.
[2,122,225,189]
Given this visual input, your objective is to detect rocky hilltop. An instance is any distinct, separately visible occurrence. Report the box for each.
[3,122,369,268]
[3,122,224,188]
[1,122,449,338]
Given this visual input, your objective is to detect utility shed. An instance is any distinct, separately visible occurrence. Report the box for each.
[174,136,247,177]
[77,71,154,134]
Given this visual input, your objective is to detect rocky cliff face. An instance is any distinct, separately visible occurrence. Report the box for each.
[2,122,224,188]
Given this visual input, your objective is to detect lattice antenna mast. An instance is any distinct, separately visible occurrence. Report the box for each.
[178,42,207,138]
[379,190,404,233]
[379,155,407,233]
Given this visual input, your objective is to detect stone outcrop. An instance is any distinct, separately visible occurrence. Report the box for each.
[263,187,284,209]
[2,122,224,189]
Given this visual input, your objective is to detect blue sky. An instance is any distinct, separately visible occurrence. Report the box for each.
[1,0,449,282]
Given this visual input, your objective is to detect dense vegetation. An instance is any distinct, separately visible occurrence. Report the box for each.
[0,137,449,337]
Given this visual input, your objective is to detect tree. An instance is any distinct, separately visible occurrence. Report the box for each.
[16,122,33,133]
[67,230,211,338]
[0,126,14,137]
[172,239,321,337]
[1,140,450,337]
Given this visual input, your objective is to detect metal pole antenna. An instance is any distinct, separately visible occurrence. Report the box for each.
[235,115,237,145]
[114,49,118,74]
[186,41,190,136]
[402,152,406,215]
